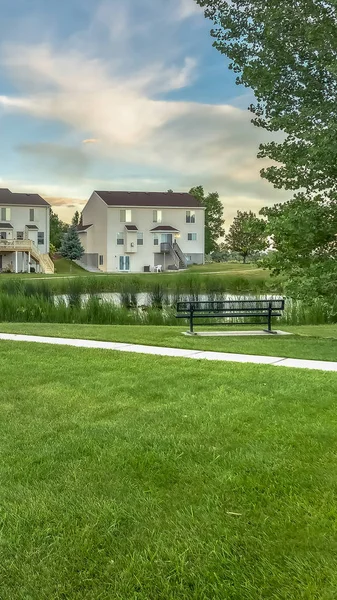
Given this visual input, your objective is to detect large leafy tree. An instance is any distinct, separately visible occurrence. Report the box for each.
[60,225,84,261]
[196,0,337,195]
[260,197,337,298]
[189,186,225,254]
[196,0,337,298]
[226,210,267,263]
[50,210,68,251]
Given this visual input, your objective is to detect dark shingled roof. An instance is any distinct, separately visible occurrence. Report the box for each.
[150,226,180,232]
[95,191,202,208]
[125,225,138,231]
[0,188,50,207]
[25,225,39,230]
[77,224,93,232]
[0,223,14,229]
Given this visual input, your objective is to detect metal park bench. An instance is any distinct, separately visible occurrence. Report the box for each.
[176,299,285,334]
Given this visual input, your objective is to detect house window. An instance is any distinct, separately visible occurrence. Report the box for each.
[185,255,192,262]
[1,208,11,221]
[16,232,24,240]
[153,210,162,223]
[153,235,159,246]
[188,233,197,241]
[29,209,35,222]
[186,211,196,224]
[37,232,45,245]
[137,233,144,246]
[120,209,132,223]
[117,232,125,245]
[99,255,104,266]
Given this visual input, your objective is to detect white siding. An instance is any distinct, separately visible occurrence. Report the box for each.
[81,192,108,271]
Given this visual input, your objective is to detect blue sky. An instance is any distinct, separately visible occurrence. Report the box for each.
[0,0,288,222]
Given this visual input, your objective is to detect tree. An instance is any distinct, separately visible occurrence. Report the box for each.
[189,186,225,254]
[260,197,337,299]
[196,0,337,196]
[50,210,68,251]
[225,211,267,263]
[60,225,85,261]
[196,0,337,299]
[72,210,80,226]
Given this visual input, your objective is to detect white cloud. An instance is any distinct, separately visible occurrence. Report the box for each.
[176,0,204,19]
[0,0,290,221]
[82,138,100,144]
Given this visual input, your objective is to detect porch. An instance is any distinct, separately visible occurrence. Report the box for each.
[0,239,54,274]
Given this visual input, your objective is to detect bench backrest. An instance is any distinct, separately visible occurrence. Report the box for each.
[176,299,285,313]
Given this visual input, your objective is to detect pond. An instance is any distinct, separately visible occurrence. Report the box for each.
[56,292,283,308]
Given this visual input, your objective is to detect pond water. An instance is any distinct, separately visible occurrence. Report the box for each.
[56,292,283,307]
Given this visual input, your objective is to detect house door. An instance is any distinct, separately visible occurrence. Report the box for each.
[119,256,130,271]
[161,234,173,245]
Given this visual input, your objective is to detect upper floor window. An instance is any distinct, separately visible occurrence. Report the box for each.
[188,233,197,241]
[137,232,144,246]
[37,232,45,245]
[153,210,162,223]
[186,211,196,224]
[1,208,11,221]
[29,209,35,222]
[153,234,159,246]
[117,232,125,245]
[120,209,132,223]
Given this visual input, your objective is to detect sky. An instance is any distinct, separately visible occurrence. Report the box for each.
[0,0,289,224]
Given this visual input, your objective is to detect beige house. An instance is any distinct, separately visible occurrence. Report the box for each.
[0,189,54,274]
[78,191,205,273]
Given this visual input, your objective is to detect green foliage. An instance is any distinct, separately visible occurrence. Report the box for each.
[50,210,68,250]
[60,225,85,261]
[260,196,337,299]
[71,210,80,226]
[189,185,225,253]
[225,211,267,263]
[197,0,337,300]
[197,0,337,196]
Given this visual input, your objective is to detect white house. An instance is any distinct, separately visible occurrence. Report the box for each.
[78,191,205,273]
[0,188,54,274]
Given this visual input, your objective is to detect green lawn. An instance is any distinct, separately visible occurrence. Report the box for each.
[0,341,337,599]
[1,322,337,361]
[53,258,88,274]
[188,262,271,278]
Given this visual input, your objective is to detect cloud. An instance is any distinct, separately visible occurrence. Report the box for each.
[0,0,290,221]
[82,138,99,144]
[16,143,91,179]
[176,0,204,19]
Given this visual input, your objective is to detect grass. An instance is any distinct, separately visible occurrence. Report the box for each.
[53,258,88,274]
[1,341,337,599]
[188,261,270,277]
[1,322,337,361]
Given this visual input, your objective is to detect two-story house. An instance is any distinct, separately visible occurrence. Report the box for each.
[78,191,205,273]
[0,188,54,274]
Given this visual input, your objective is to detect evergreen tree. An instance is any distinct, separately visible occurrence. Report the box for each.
[60,225,85,260]
[72,210,80,226]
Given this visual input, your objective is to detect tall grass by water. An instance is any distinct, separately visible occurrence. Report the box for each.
[0,272,275,297]
[0,286,335,326]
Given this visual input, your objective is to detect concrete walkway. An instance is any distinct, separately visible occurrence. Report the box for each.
[0,332,336,372]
